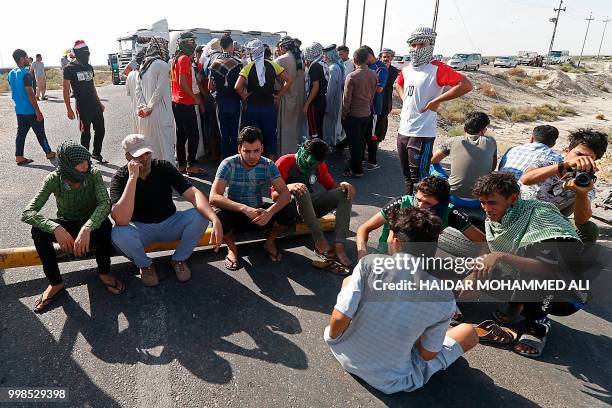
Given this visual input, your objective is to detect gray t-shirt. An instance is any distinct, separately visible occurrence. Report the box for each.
[31,61,45,78]
[440,135,497,198]
[324,253,456,394]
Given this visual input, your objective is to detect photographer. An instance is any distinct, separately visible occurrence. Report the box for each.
[520,129,608,243]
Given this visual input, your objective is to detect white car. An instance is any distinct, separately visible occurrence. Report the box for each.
[448,53,482,71]
[391,55,410,70]
[494,56,518,68]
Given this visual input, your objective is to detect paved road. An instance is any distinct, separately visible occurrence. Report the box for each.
[0,86,611,407]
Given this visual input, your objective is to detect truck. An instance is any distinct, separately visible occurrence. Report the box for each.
[168,29,284,57]
[517,51,538,65]
[547,50,571,65]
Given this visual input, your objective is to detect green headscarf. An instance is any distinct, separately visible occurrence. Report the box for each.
[296,145,321,174]
[57,140,92,183]
[176,32,197,57]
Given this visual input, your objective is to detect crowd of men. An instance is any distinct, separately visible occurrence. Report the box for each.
[6,25,609,395]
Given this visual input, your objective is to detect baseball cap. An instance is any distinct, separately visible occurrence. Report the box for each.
[122,134,153,157]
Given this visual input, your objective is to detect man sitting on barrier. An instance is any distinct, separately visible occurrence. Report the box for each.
[273,138,356,272]
[110,134,222,287]
[209,126,294,270]
[22,140,121,313]
[356,175,486,258]
[325,206,479,394]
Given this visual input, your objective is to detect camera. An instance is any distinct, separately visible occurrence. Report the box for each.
[566,170,596,188]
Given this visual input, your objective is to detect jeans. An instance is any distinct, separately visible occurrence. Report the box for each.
[15,114,52,156]
[111,208,209,268]
[293,187,351,244]
[79,108,105,156]
[172,102,199,166]
[342,115,370,174]
[31,218,112,286]
[217,98,241,158]
[397,135,435,195]
[430,163,481,208]
[243,104,278,156]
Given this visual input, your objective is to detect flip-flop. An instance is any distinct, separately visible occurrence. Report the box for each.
[33,287,66,314]
[266,248,283,263]
[100,278,125,295]
[16,158,34,166]
[341,169,363,178]
[312,259,351,276]
[474,320,518,345]
[513,333,547,358]
[314,248,337,263]
[224,256,240,271]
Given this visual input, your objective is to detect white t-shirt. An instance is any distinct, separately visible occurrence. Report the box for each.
[31,61,45,78]
[397,61,464,138]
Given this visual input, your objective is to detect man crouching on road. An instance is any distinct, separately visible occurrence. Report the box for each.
[110,134,222,286]
[325,207,478,394]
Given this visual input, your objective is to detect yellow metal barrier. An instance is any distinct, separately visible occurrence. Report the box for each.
[0,215,336,270]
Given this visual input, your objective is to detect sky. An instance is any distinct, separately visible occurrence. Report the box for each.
[1,0,611,67]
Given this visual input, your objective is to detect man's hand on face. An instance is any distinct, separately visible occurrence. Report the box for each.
[563,178,594,196]
[127,160,142,179]
[287,183,308,196]
[564,156,598,173]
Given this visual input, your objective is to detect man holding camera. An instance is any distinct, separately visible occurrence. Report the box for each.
[520,129,608,243]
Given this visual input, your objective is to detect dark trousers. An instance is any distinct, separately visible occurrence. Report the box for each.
[215,202,296,234]
[15,114,52,156]
[342,115,370,174]
[307,105,325,139]
[217,98,241,158]
[363,114,378,165]
[374,113,389,142]
[79,108,105,156]
[31,218,112,286]
[397,135,435,195]
[243,104,278,156]
[172,102,199,166]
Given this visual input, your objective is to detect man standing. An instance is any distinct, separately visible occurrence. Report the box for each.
[63,40,107,163]
[171,32,205,175]
[322,44,345,148]
[341,47,377,177]
[60,51,70,72]
[8,49,55,166]
[303,43,328,140]
[337,45,354,80]
[209,127,295,270]
[363,46,389,170]
[110,134,222,287]
[30,54,47,100]
[275,36,305,156]
[375,48,400,147]
[208,34,243,159]
[235,39,293,161]
[395,27,473,194]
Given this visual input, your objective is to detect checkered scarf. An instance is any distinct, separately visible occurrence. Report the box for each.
[210,53,242,87]
[245,39,266,87]
[304,42,323,65]
[140,37,169,78]
[57,140,92,183]
[407,27,436,67]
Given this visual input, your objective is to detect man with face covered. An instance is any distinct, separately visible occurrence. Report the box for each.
[63,40,107,163]
[110,134,223,287]
[395,28,473,195]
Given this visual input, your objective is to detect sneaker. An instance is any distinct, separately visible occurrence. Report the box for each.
[364,163,380,171]
[140,264,159,287]
[171,260,192,282]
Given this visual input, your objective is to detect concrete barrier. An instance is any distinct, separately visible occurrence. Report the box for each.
[0,215,336,270]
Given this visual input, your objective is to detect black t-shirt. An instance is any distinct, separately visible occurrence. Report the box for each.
[110,160,192,224]
[381,65,399,115]
[245,60,281,106]
[63,62,101,114]
[308,62,327,110]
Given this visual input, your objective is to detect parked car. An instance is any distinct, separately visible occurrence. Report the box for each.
[517,51,538,65]
[494,55,518,68]
[391,55,410,69]
[432,54,444,61]
[448,53,482,70]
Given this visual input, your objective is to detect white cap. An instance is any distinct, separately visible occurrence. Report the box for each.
[121,134,153,157]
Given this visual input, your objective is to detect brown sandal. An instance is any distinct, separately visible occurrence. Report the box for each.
[474,320,518,345]
[33,287,66,314]
[312,259,351,276]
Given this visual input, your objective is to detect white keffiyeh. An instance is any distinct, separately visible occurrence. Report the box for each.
[245,39,266,87]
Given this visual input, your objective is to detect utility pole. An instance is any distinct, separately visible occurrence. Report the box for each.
[577,13,595,67]
[432,0,440,32]
[380,0,388,52]
[548,0,566,57]
[343,0,350,46]
[359,0,366,45]
[597,17,611,60]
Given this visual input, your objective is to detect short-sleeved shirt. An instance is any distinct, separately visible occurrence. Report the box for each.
[324,253,456,394]
[369,60,389,115]
[239,60,284,106]
[381,65,400,116]
[308,62,328,110]
[110,160,192,224]
[7,67,35,115]
[498,142,563,180]
[275,154,336,193]
[171,55,197,106]
[397,61,464,137]
[63,62,101,113]
[31,61,45,78]
[215,154,281,208]
[378,195,471,252]
[439,135,497,198]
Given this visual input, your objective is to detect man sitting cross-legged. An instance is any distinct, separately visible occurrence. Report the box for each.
[110,134,222,287]
[209,126,295,270]
[325,206,479,394]
[273,138,356,270]
[357,175,486,258]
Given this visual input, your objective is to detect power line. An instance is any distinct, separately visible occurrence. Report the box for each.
[577,12,595,66]
[548,0,566,56]
[453,0,476,50]
[597,17,611,60]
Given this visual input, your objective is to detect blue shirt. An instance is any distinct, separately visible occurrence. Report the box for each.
[498,142,563,180]
[215,155,281,208]
[8,67,35,115]
[368,60,389,115]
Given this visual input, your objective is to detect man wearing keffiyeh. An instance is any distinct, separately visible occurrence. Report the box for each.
[322,44,344,147]
[303,42,328,140]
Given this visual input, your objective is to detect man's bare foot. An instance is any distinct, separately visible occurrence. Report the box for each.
[334,243,353,267]
[46,151,56,160]
[99,274,125,295]
[263,240,282,262]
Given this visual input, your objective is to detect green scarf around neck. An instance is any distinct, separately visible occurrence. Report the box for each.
[295,146,321,174]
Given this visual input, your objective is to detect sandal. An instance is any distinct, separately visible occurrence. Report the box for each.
[100,277,125,295]
[312,259,351,276]
[513,332,547,358]
[265,248,283,263]
[315,248,337,263]
[186,165,207,176]
[474,320,518,345]
[341,169,363,178]
[224,255,240,271]
[33,287,66,314]
[16,158,34,166]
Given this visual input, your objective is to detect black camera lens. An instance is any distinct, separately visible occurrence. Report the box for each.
[574,172,592,187]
